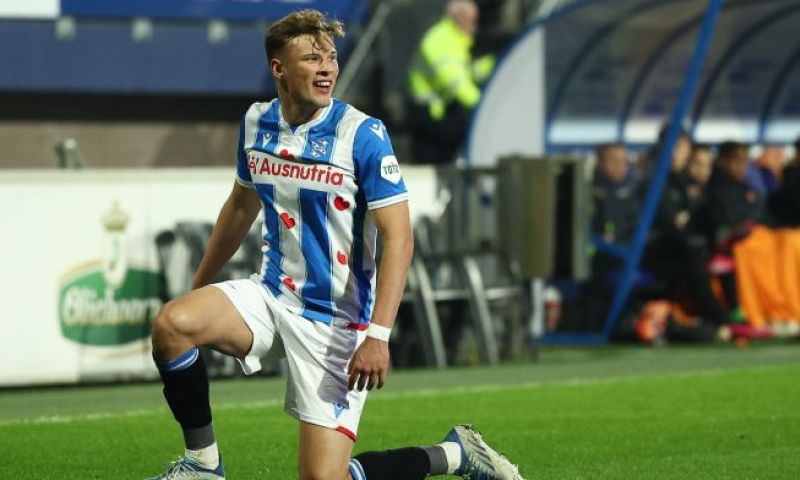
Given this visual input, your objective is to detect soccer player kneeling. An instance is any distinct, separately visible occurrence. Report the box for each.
[146,8,523,480]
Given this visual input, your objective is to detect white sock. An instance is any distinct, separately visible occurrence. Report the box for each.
[437,441,463,474]
[185,442,219,468]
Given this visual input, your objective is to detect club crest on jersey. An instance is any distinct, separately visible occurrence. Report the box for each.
[380,155,402,184]
[309,139,330,158]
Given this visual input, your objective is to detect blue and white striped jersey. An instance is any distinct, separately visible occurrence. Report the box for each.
[235,98,408,329]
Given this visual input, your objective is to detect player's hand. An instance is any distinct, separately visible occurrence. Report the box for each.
[348,337,389,391]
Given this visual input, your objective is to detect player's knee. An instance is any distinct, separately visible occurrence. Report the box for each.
[152,301,196,343]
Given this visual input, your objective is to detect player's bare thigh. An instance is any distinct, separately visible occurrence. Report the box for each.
[298,422,355,480]
[151,286,253,361]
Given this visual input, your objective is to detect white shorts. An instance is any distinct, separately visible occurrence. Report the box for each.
[212,276,368,441]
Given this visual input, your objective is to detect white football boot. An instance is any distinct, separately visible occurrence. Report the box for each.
[145,454,225,479]
[444,424,525,480]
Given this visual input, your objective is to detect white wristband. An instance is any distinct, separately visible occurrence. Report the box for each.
[366,323,392,342]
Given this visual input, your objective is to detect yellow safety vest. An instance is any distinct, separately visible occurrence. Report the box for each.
[408,17,495,121]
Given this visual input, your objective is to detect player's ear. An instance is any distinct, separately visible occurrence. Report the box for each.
[270,58,283,79]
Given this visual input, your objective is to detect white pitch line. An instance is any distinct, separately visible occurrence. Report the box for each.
[0,365,787,428]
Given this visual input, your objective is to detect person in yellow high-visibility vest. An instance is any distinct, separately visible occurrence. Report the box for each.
[406,0,495,164]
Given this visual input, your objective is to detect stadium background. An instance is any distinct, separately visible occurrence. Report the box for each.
[1,0,799,478]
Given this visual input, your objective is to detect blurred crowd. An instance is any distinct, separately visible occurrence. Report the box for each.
[397,0,800,346]
[590,129,800,343]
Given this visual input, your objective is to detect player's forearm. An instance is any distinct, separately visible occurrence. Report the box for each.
[370,230,413,328]
[192,197,257,289]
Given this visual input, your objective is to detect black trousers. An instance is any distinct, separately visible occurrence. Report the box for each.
[643,238,728,326]
[405,99,470,165]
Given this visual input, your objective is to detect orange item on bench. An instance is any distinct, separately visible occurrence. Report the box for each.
[732,226,800,327]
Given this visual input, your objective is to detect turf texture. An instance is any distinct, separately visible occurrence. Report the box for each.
[0,344,798,479]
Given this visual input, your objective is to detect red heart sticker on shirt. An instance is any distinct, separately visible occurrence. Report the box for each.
[337,251,348,265]
[282,277,296,291]
[334,197,351,211]
[280,212,296,229]
[279,149,296,161]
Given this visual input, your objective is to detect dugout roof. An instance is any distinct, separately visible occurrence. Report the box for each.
[469,0,800,161]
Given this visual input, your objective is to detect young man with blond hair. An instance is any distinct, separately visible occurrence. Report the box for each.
[146,9,522,480]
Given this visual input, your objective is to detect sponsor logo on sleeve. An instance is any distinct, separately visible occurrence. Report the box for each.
[380,155,402,184]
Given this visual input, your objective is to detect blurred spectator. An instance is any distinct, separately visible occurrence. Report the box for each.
[754,145,785,195]
[685,144,715,250]
[686,144,744,328]
[640,123,692,180]
[744,144,784,214]
[641,129,732,338]
[687,144,714,187]
[707,141,766,243]
[591,143,638,244]
[704,141,785,337]
[650,129,692,235]
[405,0,495,164]
[775,137,800,226]
[588,143,639,300]
[587,142,640,333]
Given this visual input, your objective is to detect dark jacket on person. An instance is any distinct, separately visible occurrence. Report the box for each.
[685,178,715,254]
[589,171,640,280]
[591,172,640,244]
[635,170,730,329]
[774,163,800,226]
[707,167,766,242]
[651,171,689,239]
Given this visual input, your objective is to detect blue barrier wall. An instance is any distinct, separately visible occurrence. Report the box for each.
[0,0,369,95]
[0,20,269,94]
[60,0,366,22]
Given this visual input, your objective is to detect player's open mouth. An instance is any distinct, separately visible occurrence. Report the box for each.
[313,80,332,94]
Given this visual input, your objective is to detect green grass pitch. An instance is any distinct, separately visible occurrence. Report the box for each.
[1,344,798,479]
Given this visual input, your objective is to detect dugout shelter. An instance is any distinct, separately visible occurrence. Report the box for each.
[467,0,800,344]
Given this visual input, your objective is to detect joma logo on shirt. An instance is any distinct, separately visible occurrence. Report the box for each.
[248,155,344,186]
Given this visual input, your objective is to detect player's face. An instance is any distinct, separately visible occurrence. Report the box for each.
[274,34,338,111]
